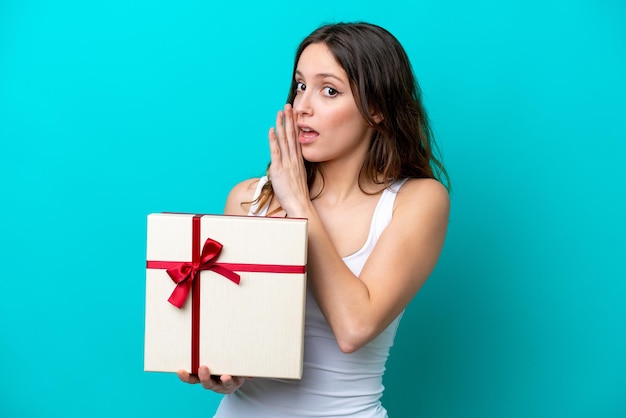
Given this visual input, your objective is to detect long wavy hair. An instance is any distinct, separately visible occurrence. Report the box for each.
[252,22,449,214]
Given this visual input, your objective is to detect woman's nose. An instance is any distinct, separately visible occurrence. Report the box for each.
[293,93,312,116]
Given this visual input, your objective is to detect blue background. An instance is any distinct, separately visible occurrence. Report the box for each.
[1,1,624,417]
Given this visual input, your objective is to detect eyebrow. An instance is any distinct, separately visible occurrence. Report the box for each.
[295,70,345,83]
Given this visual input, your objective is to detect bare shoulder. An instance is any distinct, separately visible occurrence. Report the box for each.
[224,178,262,216]
[396,178,450,209]
[393,178,450,226]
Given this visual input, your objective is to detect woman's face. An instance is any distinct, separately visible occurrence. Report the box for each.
[293,43,374,165]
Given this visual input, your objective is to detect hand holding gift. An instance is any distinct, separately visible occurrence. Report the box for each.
[177,366,247,394]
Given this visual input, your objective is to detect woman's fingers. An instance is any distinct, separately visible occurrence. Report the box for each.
[272,104,299,163]
[283,104,298,156]
[268,126,280,164]
[177,369,200,384]
[273,109,287,158]
[267,103,309,216]
[199,366,245,394]
[220,375,238,391]
[178,367,247,394]
[197,366,221,391]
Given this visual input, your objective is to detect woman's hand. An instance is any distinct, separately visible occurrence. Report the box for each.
[177,366,246,394]
[268,103,310,217]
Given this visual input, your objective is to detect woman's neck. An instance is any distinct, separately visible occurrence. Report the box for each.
[311,161,383,205]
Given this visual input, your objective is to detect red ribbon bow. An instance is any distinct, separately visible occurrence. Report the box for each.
[166,237,241,308]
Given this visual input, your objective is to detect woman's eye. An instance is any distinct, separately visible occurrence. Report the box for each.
[323,87,339,97]
[296,82,306,92]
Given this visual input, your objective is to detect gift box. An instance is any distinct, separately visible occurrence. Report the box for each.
[144,213,308,379]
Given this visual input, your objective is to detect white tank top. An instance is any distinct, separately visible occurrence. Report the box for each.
[214,177,408,418]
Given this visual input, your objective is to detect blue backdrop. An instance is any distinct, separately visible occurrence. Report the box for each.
[1,1,624,417]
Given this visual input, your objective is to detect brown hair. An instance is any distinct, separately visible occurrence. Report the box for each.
[252,22,449,214]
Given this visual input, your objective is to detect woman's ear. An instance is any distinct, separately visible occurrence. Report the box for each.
[370,108,385,125]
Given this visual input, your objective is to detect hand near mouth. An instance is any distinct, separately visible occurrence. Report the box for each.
[268,103,312,219]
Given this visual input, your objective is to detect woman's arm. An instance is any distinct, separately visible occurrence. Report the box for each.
[305,178,449,353]
[269,104,450,353]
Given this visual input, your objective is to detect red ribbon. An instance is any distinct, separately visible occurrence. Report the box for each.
[164,237,241,309]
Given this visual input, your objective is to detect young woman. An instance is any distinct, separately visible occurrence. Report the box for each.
[178,22,450,417]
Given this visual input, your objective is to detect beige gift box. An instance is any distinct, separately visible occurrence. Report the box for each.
[144,213,308,379]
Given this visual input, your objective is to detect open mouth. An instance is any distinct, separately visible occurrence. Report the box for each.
[298,127,319,144]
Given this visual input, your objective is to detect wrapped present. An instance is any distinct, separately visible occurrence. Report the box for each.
[144,213,308,379]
